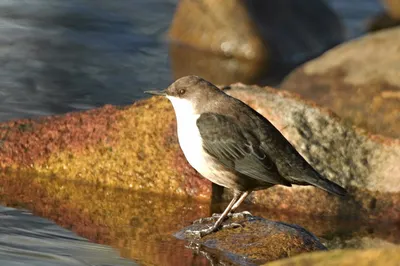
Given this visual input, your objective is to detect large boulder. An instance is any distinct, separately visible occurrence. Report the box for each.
[168,0,344,84]
[281,26,400,138]
[0,83,399,220]
[0,83,399,264]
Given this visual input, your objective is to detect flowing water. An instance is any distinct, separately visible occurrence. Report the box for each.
[0,0,383,122]
[0,0,394,265]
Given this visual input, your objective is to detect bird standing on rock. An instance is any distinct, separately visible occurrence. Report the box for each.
[145,75,347,238]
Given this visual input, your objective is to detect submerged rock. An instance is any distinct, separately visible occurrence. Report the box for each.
[174,215,326,265]
[281,26,400,138]
[264,246,400,266]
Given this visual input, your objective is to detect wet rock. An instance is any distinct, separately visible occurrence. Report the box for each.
[281,26,400,138]
[168,0,344,84]
[264,246,400,266]
[174,215,326,265]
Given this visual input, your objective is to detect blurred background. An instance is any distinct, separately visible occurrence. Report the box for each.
[0,0,393,122]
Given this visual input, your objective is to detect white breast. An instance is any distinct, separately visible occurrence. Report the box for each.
[167,96,240,189]
[167,96,207,172]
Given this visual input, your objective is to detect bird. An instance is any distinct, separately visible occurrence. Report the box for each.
[145,75,347,238]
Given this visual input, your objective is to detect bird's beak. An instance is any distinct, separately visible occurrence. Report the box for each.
[144,90,167,96]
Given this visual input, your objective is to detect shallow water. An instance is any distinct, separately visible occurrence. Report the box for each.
[0,206,136,266]
[0,0,384,122]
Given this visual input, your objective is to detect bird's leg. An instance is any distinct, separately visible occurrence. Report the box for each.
[186,193,241,238]
[228,190,253,218]
[193,191,252,224]
[192,191,244,224]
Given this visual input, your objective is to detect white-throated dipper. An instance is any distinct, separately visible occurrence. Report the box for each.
[145,75,347,238]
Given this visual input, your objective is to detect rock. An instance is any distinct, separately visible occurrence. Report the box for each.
[368,12,400,32]
[169,43,272,87]
[174,215,326,265]
[169,0,268,62]
[168,0,344,84]
[224,84,400,220]
[384,0,400,20]
[264,246,400,266]
[281,26,400,139]
[0,83,399,264]
[0,83,399,221]
[0,100,211,198]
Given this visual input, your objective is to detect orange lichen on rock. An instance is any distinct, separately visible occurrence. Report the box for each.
[0,96,211,198]
[0,105,121,167]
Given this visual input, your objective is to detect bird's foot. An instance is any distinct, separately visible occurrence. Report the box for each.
[185,225,218,238]
[222,222,242,230]
[191,211,252,225]
[229,211,253,219]
[192,213,221,224]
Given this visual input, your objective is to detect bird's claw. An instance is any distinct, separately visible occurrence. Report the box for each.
[185,225,217,238]
[230,211,253,219]
[211,213,222,218]
[222,222,242,230]
[192,213,222,224]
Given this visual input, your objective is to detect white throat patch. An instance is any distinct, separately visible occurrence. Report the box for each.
[166,96,198,118]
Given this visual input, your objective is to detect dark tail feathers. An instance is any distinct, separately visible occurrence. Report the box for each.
[311,177,347,197]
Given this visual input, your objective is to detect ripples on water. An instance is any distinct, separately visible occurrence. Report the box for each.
[0,206,135,266]
[0,0,176,121]
[0,0,383,122]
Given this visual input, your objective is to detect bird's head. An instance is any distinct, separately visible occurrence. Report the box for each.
[145,75,223,114]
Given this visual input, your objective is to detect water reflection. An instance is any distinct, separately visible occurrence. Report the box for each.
[0,171,399,265]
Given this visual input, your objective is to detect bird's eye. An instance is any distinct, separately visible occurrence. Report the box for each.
[179,89,186,95]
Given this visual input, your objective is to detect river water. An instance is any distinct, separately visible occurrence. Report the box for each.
[0,1,391,265]
[0,0,383,122]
